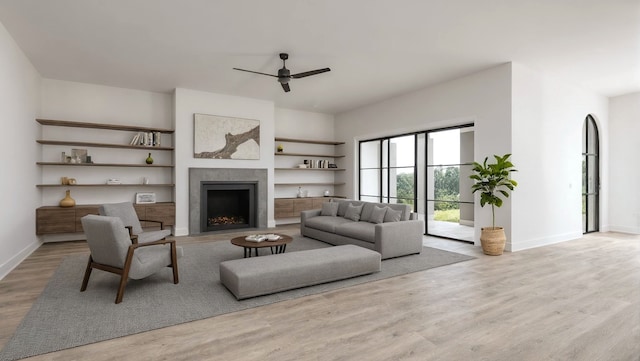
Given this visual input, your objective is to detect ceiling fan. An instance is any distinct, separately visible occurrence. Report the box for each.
[233,53,330,92]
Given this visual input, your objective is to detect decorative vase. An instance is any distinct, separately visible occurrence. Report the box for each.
[480,227,506,256]
[59,190,76,208]
[146,153,153,164]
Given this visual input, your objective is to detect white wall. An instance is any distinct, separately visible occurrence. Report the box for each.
[511,63,609,251]
[335,63,513,247]
[39,80,174,211]
[0,21,42,279]
[609,92,640,233]
[173,88,275,235]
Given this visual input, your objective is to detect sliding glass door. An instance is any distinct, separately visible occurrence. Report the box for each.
[359,124,473,242]
[425,128,474,242]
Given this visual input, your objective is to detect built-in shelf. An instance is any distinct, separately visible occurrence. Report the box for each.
[36,184,175,188]
[275,168,345,171]
[274,152,345,158]
[37,140,174,151]
[275,137,345,146]
[275,182,346,186]
[37,162,174,168]
[36,118,175,133]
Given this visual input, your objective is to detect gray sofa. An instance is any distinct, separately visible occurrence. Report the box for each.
[300,199,425,260]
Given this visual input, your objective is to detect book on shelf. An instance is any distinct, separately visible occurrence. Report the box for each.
[129,132,162,147]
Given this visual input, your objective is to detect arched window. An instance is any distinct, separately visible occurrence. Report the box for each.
[582,115,599,233]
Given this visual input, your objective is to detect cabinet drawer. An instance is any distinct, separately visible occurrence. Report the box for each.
[145,203,175,226]
[274,199,294,219]
[293,199,314,213]
[312,197,328,209]
[36,208,75,234]
[74,206,100,233]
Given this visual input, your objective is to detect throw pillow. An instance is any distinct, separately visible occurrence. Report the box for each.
[320,202,339,217]
[383,208,402,222]
[344,204,364,222]
[368,205,387,224]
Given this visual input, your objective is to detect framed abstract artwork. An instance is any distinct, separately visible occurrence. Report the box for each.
[194,113,260,159]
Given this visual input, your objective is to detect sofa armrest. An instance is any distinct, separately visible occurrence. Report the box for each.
[300,209,322,236]
[300,209,322,224]
[374,220,425,259]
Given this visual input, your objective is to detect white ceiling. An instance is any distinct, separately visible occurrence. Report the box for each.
[1,0,638,114]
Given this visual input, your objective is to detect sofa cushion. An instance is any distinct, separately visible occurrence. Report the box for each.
[384,208,402,222]
[305,216,352,233]
[335,222,376,243]
[337,200,363,217]
[320,202,339,217]
[344,204,364,221]
[368,206,387,224]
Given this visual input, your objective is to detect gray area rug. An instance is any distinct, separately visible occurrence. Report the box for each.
[0,236,474,361]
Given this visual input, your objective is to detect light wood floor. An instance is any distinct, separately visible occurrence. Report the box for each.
[1,226,639,360]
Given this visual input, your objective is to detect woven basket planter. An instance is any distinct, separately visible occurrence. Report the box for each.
[480,227,506,256]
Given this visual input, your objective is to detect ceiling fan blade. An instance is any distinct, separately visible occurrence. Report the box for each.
[233,68,278,77]
[291,68,331,79]
[281,83,291,92]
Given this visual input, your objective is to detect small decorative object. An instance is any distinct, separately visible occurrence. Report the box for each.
[324,189,330,197]
[146,153,154,164]
[67,178,77,185]
[106,178,121,185]
[135,192,156,204]
[61,177,68,185]
[277,144,283,152]
[71,148,87,163]
[85,155,92,163]
[470,154,518,256]
[61,151,66,163]
[297,164,307,168]
[142,177,149,185]
[59,190,76,208]
[328,163,338,168]
[296,187,303,198]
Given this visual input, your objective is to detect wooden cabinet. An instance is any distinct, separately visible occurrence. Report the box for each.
[274,197,333,219]
[36,202,175,235]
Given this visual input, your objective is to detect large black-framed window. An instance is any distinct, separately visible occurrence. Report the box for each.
[358,124,474,242]
[582,114,599,233]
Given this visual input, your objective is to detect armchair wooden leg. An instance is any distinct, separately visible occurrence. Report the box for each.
[115,247,135,304]
[170,242,179,284]
[80,256,93,292]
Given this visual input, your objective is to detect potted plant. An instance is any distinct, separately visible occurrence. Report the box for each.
[470,153,518,255]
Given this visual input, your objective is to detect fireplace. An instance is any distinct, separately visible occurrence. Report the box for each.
[200,182,257,232]
[189,168,267,235]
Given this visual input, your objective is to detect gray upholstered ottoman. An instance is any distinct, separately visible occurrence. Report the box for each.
[219,245,381,300]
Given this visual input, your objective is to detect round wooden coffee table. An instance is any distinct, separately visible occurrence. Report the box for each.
[230,234,293,258]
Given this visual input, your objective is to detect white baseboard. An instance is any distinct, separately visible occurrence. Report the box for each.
[174,227,189,237]
[0,240,42,281]
[507,231,583,252]
[608,225,640,234]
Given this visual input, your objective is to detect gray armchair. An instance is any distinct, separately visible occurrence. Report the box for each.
[99,202,171,244]
[80,214,182,304]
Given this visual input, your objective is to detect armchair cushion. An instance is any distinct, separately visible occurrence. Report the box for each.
[99,202,144,235]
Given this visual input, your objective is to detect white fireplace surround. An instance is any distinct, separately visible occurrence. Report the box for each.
[189,168,268,235]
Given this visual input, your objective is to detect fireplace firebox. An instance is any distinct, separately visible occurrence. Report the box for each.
[200,181,257,232]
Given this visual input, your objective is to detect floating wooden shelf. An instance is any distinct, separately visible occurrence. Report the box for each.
[36,118,174,134]
[37,162,174,168]
[275,182,346,186]
[275,168,345,171]
[36,184,175,188]
[274,152,345,158]
[275,137,344,146]
[37,140,174,151]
